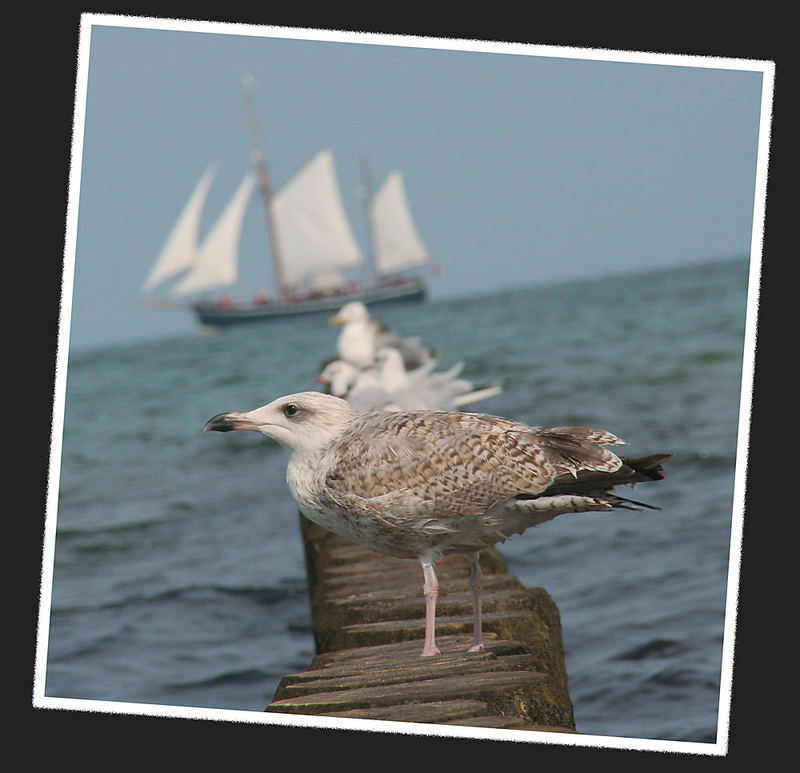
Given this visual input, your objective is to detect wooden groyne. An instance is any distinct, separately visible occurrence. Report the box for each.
[265,514,577,732]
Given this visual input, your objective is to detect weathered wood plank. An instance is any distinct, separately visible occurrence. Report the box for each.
[324,699,491,723]
[269,670,550,715]
[264,514,576,732]
[276,653,540,697]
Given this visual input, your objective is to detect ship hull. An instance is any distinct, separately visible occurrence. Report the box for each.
[191,277,426,327]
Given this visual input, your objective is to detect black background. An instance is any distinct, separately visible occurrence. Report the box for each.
[24,7,789,767]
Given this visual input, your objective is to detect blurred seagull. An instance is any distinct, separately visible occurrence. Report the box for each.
[315,360,399,411]
[329,301,435,369]
[372,346,504,411]
[316,348,504,412]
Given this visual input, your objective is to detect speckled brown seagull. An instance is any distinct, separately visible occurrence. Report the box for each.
[205,392,671,657]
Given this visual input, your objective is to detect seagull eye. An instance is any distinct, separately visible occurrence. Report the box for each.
[283,403,299,418]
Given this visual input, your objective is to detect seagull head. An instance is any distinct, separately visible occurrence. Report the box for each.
[315,360,360,399]
[204,391,360,454]
[329,300,369,326]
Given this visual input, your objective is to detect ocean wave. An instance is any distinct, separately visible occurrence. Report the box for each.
[166,667,277,690]
[613,638,689,661]
[50,583,305,615]
[644,664,719,690]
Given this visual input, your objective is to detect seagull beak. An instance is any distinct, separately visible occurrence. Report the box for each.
[329,313,343,326]
[204,411,261,432]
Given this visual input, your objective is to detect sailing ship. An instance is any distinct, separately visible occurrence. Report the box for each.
[141,79,431,327]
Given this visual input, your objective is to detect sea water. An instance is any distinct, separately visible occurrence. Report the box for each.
[42,257,750,743]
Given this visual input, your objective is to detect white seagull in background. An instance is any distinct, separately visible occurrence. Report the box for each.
[315,359,400,412]
[205,392,671,656]
[329,301,435,370]
[315,348,505,412]
[372,346,505,411]
[316,360,373,400]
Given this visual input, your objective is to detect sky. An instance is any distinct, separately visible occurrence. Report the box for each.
[65,17,769,352]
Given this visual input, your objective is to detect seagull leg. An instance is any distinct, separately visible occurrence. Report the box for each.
[467,551,485,652]
[420,560,442,656]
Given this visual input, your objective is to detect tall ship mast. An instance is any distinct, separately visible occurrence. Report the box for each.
[141,75,432,327]
[241,72,287,298]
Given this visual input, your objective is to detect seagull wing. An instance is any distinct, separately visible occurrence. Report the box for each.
[320,411,624,518]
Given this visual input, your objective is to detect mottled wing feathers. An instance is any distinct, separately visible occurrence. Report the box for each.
[545,426,625,447]
[541,453,673,500]
[532,427,624,477]
[320,411,625,518]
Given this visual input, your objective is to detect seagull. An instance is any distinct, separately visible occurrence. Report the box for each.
[314,359,401,412]
[315,350,504,413]
[315,360,369,399]
[205,392,671,657]
[373,346,467,393]
[329,301,435,369]
[372,346,504,411]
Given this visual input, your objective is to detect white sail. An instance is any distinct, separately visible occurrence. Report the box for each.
[170,172,256,297]
[312,269,345,291]
[142,164,218,293]
[270,148,363,288]
[369,170,429,276]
